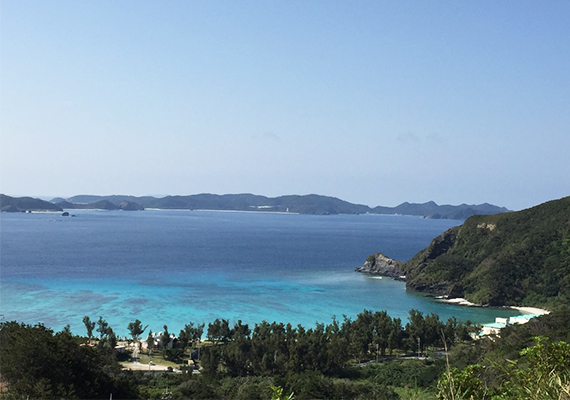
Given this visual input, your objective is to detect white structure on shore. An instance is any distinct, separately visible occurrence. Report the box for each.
[480,313,547,336]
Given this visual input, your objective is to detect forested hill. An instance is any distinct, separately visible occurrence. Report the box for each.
[58,193,507,219]
[400,196,570,308]
[0,194,62,212]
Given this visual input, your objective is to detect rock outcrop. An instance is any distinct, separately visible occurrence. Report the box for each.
[117,201,144,211]
[355,252,405,280]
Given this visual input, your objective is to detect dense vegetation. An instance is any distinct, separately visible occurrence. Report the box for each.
[400,196,570,307]
[2,308,569,399]
[57,193,507,218]
[0,309,473,399]
[0,322,138,399]
[2,309,569,399]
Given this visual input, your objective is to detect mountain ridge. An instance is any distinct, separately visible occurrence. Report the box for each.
[0,194,63,212]
[52,193,508,219]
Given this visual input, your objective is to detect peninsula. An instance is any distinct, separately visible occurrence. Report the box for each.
[357,195,570,309]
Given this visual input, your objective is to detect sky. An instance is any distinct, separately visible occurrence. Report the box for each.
[1,1,569,211]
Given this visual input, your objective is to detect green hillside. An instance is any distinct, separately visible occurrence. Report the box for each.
[401,196,570,308]
[0,194,63,212]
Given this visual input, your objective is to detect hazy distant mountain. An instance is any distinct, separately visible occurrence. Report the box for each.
[64,195,155,205]
[1,194,63,212]
[372,201,509,219]
[52,194,509,219]
[54,199,144,211]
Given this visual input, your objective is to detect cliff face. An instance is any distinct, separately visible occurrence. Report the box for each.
[356,228,461,287]
[399,226,462,296]
[355,253,405,279]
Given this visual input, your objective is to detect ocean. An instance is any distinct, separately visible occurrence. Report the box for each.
[0,209,521,337]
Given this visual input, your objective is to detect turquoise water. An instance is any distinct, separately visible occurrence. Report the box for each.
[0,210,521,336]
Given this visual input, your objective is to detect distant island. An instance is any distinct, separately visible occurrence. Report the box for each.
[357,195,570,309]
[0,194,63,213]
[29,193,510,219]
[0,193,509,219]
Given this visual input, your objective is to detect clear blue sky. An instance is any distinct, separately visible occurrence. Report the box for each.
[1,1,569,210]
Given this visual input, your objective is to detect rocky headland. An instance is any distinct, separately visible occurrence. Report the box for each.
[355,252,405,280]
[358,195,570,309]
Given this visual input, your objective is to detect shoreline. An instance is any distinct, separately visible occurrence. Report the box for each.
[509,306,550,316]
[437,297,550,316]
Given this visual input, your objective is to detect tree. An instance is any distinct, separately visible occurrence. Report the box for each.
[231,319,251,340]
[127,319,148,357]
[161,325,171,350]
[424,313,444,349]
[207,318,231,344]
[347,310,375,362]
[387,317,403,355]
[178,321,205,352]
[147,330,155,355]
[82,316,96,342]
[127,319,148,342]
[99,325,117,352]
[406,309,426,353]
[97,316,109,339]
[200,345,221,376]
[107,326,117,349]
[373,311,392,357]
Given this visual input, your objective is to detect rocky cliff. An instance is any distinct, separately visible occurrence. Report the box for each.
[355,253,405,279]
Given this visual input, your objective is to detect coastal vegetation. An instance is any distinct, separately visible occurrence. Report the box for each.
[1,309,569,399]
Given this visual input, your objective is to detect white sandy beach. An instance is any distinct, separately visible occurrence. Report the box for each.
[439,297,479,307]
[510,306,550,315]
[440,297,550,315]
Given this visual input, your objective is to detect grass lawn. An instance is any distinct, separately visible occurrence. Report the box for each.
[136,353,181,369]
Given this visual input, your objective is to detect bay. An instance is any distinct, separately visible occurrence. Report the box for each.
[0,210,520,336]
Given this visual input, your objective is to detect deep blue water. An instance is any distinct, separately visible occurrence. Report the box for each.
[0,210,521,336]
